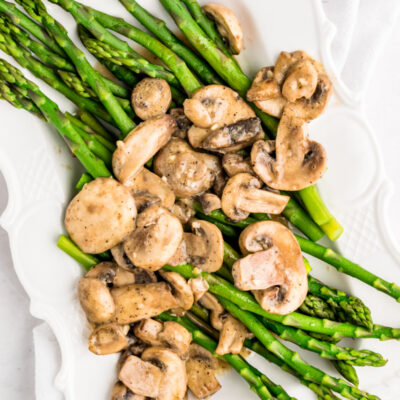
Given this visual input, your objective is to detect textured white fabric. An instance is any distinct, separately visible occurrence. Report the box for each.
[25,1,400,399]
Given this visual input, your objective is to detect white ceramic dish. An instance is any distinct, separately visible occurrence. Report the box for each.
[1,0,400,398]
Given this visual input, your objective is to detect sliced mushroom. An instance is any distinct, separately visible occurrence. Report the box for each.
[183,85,254,130]
[234,220,308,314]
[86,261,136,288]
[274,50,309,85]
[221,173,289,221]
[118,341,149,373]
[170,108,192,139]
[159,270,194,314]
[111,282,178,324]
[251,110,327,190]
[113,115,176,185]
[134,318,164,347]
[198,292,225,331]
[215,315,247,355]
[88,323,129,355]
[202,4,243,54]
[65,177,136,254]
[141,347,187,400]
[111,381,145,400]
[131,78,172,120]
[186,343,221,399]
[154,138,222,198]
[124,205,183,271]
[198,193,221,215]
[188,276,209,302]
[171,199,196,224]
[127,168,175,212]
[247,67,286,118]
[222,153,253,177]
[119,355,163,398]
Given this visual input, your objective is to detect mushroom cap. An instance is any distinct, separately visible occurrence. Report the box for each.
[127,168,175,212]
[274,50,309,85]
[154,138,221,198]
[78,277,115,323]
[183,85,254,130]
[141,347,187,400]
[111,282,178,324]
[124,205,183,271]
[251,110,327,190]
[119,355,163,398]
[134,318,164,347]
[65,178,136,254]
[222,153,253,177]
[88,323,129,355]
[189,276,209,302]
[159,270,194,314]
[171,199,196,225]
[112,115,176,185]
[198,193,222,215]
[131,78,172,120]
[215,315,247,355]
[158,321,192,356]
[111,382,145,400]
[203,4,243,55]
[188,118,264,153]
[186,343,221,398]
[198,292,225,331]
[170,108,192,139]
[221,173,290,221]
[235,220,308,315]
[86,261,136,288]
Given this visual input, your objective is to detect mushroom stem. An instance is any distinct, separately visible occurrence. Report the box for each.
[158,313,275,400]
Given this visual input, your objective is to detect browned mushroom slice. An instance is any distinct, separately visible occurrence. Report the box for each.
[188,276,209,302]
[124,205,183,271]
[221,173,290,221]
[134,318,164,347]
[88,323,129,355]
[65,178,136,254]
[86,261,136,288]
[127,168,175,212]
[183,85,254,129]
[160,270,194,314]
[198,292,225,331]
[202,4,243,55]
[118,342,149,373]
[274,50,309,85]
[251,110,327,190]
[222,153,253,177]
[141,347,187,400]
[119,355,163,398]
[170,108,192,139]
[111,381,145,400]
[113,115,176,184]
[131,78,172,120]
[234,220,308,315]
[154,138,222,198]
[198,193,221,215]
[158,321,192,356]
[171,199,196,224]
[215,315,247,355]
[247,67,286,118]
[112,282,178,324]
[78,277,115,323]
[186,344,221,398]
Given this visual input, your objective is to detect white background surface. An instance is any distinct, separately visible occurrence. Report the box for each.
[0,9,400,400]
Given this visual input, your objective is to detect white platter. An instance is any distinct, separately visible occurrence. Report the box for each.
[1,0,400,399]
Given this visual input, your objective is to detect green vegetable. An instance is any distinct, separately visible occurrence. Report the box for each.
[332,361,359,386]
[57,235,98,270]
[299,294,337,320]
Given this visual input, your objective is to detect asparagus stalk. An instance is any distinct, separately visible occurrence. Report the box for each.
[0,0,64,55]
[158,313,276,400]
[57,235,98,270]
[101,60,139,87]
[20,0,135,135]
[0,30,115,124]
[65,1,202,95]
[75,109,112,139]
[262,319,386,366]
[0,58,111,178]
[308,276,373,330]
[299,294,337,321]
[218,297,378,400]
[119,0,221,85]
[332,361,359,386]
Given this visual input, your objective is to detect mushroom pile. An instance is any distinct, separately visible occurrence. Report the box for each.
[63,8,333,397]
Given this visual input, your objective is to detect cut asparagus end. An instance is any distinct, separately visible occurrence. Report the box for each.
[320,217,344,241]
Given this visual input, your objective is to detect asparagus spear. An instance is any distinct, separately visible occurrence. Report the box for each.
[58,0,203,95]
[332,361,359,386]
[299,294,337,321]
[0,0,63,55]
[308,276,373,330]
[57,235,99,270]
[75,109,112,140]
[218,297,378,400]
[158,313,276,400]
[164,263,400,340]
[18,0,135,135]
[0,58,111,178]
[119,0,221,85]
[262,319,386,366]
